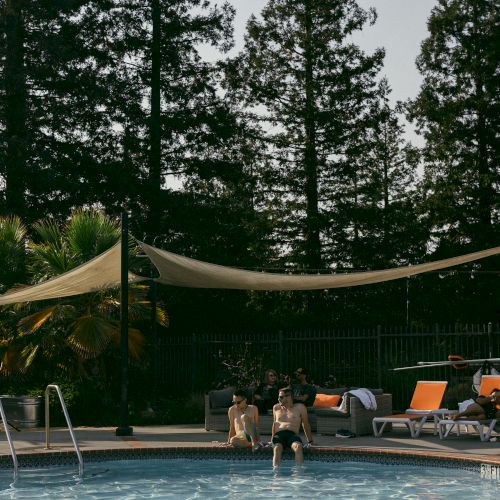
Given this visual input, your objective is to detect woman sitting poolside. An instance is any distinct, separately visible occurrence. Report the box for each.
[452,388,500,420]
[253,369,279,415]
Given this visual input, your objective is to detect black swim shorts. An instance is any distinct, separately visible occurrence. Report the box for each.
[272,430,303,448]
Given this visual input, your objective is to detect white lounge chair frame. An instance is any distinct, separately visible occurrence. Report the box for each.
[373,414,428,438]
[438,418,497,442]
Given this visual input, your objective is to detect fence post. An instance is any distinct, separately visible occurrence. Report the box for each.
[488,322,492,359]
[278,331,284,374]
[191,333,197,393]
[377,325,382,388]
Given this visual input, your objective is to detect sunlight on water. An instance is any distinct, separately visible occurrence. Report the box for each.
[0,459,498,499]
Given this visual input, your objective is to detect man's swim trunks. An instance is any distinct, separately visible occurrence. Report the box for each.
[272,430,303,448]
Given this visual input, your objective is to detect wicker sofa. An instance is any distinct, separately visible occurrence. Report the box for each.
[204,386,392,436]
[315,392,392,436]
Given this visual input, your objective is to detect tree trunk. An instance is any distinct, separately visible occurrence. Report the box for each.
[3,0,27,218]
[472,3,492,246]
[148,0,161,229]
[303,1,321,269]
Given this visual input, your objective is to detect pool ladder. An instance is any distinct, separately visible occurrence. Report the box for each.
[0,384,84,479]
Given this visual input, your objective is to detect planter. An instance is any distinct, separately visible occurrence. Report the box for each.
[0,395,43,428]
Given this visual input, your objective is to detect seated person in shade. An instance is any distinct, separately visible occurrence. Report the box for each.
[452,388,500,420]
[253,369,279,414]
[227,389,262,451]
[272,387,313,467]
[292,367,317,407]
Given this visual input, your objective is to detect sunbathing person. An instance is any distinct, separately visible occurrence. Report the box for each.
[272,387,313,467]
[452,388,500,420]
[227,389,262,450]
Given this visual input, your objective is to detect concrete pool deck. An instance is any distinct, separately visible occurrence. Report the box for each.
[1,423,499,466]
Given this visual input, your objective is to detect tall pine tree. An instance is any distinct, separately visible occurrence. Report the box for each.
[409,0,500,253]
[225,0,386,270]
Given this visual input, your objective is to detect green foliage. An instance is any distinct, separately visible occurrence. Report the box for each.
[0,216,27,292]
[0,209,167,384]
[408,0,500,251]
[213,343,282,390]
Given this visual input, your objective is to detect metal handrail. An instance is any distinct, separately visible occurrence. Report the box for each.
[0,398,18,479]
[45,384,84,476]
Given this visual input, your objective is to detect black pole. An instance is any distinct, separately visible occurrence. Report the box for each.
[151,276,158,405]
[116,212,133,436]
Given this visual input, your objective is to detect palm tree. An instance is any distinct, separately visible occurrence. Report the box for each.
[0,209,168,377]
[0,215,27,293]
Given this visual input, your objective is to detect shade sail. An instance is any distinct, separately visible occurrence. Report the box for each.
[2,240,500,305]
[140,242,500,291]
[0,242,145,306]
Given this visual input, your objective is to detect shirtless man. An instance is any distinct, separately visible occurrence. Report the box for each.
[272,387,313,467]
[227,389,262,450]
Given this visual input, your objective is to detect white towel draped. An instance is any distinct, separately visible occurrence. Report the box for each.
[348,389,377,410]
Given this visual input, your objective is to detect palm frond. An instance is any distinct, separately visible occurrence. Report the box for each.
[0,215,27,244]
[0,346,24,375]
[32,219,63,248]
[29,242,75,277]
[66,209,120,261]
[18,306,57,334]
[20,344,40,372]
[155,307,169,327]
[110,326,145,360]
[66,314,115,359]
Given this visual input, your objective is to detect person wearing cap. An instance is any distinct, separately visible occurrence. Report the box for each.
[292,367,317,407]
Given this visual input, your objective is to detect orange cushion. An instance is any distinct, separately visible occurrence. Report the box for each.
[313,394,341,408]
[479,376,500,396]
[409,381,447,410]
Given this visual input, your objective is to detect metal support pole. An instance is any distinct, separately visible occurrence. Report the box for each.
[151,277,158,405]
[191,333,197,392]
[116,212,133,436]
[377,325,382,388]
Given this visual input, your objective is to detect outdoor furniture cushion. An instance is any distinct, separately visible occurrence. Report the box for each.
[313,394,341,408]
[316,387,347,396]
[407,381,448,411]
[208,387,234,408]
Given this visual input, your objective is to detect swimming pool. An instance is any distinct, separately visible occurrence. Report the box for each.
[0,458,498,499]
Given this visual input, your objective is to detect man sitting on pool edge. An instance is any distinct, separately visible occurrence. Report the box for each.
[272,387,313,467]
[227,389,263,451]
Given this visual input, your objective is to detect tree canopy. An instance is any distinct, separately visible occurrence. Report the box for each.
[1,0,499,327]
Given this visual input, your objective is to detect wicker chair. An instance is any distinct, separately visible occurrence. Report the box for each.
[316,393,393,436]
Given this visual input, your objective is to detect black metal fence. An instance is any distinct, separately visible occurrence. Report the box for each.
[156,323,499,410]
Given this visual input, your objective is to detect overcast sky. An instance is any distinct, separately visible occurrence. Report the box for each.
[221,0,438,105]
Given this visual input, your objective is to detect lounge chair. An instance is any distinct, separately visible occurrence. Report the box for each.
[438,375,500,442]
[373,381,448,438]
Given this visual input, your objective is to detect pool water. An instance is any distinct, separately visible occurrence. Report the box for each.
[0,458,498,499]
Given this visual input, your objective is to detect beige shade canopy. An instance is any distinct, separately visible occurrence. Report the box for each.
[1,240,499,305]
[140,242,500,290]
[0,242,145,306]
